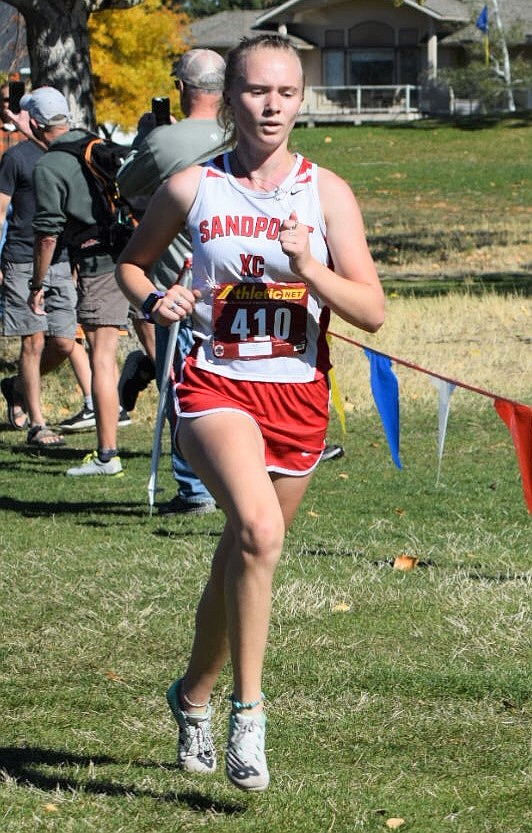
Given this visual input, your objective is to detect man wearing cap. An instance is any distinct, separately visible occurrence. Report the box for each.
[21,86,129,476]
[0,93,80,447]
[117,48,229,514]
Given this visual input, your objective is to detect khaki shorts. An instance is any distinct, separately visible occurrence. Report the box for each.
[77,269,129,328]
[1,259,77,339]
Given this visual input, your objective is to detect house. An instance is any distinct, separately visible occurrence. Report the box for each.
[188,0,532,122]
[2,2,530,121]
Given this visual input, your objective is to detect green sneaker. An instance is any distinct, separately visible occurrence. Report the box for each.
[166,679,217,774]
[66,451,124,477]
[225,712,269,792]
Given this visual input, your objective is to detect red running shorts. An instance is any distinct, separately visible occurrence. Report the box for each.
[175,358,329,476]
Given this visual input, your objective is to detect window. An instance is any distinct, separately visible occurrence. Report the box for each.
[349,22,394,47]
[349,49,394,85]
[398,48,419,84]
[324,49,345,87]
[322,21,420,90]
[348,22,395,86]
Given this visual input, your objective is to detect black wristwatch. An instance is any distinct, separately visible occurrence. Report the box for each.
[141,291,165,322]
[28,280,43,292]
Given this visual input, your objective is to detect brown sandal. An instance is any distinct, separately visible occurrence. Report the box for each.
[27,424,65,448]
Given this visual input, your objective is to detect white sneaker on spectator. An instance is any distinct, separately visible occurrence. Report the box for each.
[66,451,123,477]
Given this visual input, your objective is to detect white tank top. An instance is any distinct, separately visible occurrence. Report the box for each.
[187,152,331,383]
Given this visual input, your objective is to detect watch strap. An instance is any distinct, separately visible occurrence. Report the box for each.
[141,290,165,322]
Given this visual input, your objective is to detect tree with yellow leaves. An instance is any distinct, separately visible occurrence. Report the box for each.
[2,1,190,131]
[89,0,190,136]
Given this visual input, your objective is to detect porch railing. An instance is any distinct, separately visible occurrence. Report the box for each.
[298,85,420,123]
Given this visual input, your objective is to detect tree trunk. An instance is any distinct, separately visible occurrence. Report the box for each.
[490,0,515,112]
[2,0,143,131]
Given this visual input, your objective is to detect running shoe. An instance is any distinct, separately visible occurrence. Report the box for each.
[225,712,269,792]
[117,408,132,427]
[166,679,217,774]
[59,405,96,432]
[66,451,123,477]
[158,496,217,516]
[320,444,345,462]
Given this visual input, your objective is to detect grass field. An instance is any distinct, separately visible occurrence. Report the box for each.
[291,118,531,297]
[0,121,531,832]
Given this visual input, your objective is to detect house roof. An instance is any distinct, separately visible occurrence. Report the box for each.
[188,9,314,52]
[256,0,468,27]
[440,0,532,43]
[256,0,532,30]
[187,10,265,51]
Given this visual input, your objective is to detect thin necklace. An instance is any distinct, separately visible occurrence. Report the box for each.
[231,151,295,200]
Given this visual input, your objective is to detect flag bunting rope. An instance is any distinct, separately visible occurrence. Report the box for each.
[327,329,532,515]
[328,330,524,406]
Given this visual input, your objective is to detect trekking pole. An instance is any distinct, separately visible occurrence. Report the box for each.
[148,259,192,513]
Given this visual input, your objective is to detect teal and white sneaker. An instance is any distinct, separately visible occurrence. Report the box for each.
[166,680,217,774]
[225,712,269,791]
[66,451,123,477]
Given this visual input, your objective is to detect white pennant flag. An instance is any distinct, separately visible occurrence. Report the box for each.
[429,376,456,484]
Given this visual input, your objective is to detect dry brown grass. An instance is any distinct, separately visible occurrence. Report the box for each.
[330,292,532,413]
[378,238,531,282]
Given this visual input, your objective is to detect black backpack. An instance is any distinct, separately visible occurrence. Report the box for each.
[47,132,139,260]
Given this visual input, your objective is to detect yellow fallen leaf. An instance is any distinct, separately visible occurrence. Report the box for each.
[386,819,405,830]
[332,602,351,612]
[308,510,319,517]
[338,472,348,479]
[105,670,124,682]
[324,136,332,143]
[44,804,58,813]
[393,555,419,571]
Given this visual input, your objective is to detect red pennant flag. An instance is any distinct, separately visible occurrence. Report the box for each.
[494,399,532,514]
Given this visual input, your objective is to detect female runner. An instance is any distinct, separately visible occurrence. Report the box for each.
[116,34,385,792]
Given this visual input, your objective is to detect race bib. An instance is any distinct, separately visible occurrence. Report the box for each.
[211,281,309,360]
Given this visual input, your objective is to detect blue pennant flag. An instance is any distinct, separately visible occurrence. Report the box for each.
[364,349,402,469]
[476,5,488,34]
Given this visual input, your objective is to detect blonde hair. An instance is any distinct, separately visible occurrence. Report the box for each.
[219,34,304,141]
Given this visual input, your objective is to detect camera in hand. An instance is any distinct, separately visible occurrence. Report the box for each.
[151,96,171,126]
[8,81,25,114]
